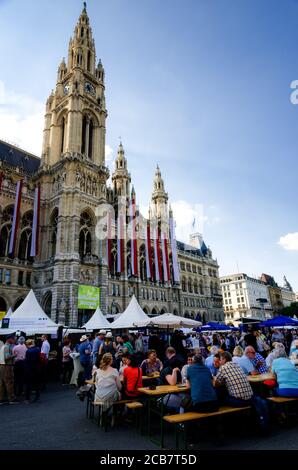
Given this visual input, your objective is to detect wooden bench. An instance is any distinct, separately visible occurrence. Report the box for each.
[163,406,251,449]
[92,399,143,431]
[267,396,298,424]
[267,397,298,404]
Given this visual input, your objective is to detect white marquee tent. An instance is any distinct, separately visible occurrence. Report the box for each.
[110,295,150,329]
[136,312,202,329]
[0,289,60,335]
[82,306,111,330]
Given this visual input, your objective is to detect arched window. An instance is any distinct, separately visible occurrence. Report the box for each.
[18,211,33,261]
[126,241,131,277]
[81,116,87,154]
[87,50,91,71]
[110,242,117,276]
[79,211,92,259]
[0,206,14,257]
[88,119,93,159]
[139,244,146,281]
[182,277,186,292]
[151,307,158,315]
[18,230,32,261]
[61,117,66,154]
[81,115,94,159]
[194,280,198,294]
[199,281,204,295]
[50,209,58,258]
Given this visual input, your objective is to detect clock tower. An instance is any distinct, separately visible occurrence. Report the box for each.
[41,2,107,167]
[34,3,109,326]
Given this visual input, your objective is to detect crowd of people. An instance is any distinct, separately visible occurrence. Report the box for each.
[1,326,298,420]
[0,334,51,404]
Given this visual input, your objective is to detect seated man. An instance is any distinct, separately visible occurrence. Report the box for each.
[206,353,220,377]
[245,346,268,374]
[184,354,218,412]
[214,351,253,407]
[204,346,219,369]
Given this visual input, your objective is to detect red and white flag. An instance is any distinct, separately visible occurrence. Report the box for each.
[153,226,162,282]
[161,231,171,283]
[117,213,124,273]
[106,210,112,272]
[145,220,153,280]
[130,195,138,276]
[30,184,41,257]
[169,215,180,283]
[8,179,23,256]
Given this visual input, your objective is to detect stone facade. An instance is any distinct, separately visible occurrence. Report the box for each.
[0,5,223,326]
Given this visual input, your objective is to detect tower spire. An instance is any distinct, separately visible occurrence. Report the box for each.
[151,165,168,219]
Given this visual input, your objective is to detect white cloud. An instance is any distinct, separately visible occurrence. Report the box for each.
[279,232,298,251]
[0,80,44,156]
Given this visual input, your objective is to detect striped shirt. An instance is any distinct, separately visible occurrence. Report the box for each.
[216,361,253,401]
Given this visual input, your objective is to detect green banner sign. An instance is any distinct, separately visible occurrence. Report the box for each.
[78,285,100,310]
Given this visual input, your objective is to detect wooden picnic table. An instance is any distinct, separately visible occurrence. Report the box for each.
[138,384,188,395]
[138,384,189,447]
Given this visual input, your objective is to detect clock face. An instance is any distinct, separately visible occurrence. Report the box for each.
[85,82,96,96]
[63,84,70,95]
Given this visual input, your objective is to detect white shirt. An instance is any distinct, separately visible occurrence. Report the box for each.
[41,340,50,358]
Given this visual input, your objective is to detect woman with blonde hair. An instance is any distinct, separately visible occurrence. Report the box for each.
[94,353,122,413]
[232,345,244,367]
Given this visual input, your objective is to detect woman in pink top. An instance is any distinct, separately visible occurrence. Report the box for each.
[13,337,27,396]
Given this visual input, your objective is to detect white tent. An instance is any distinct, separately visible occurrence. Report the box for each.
[111,295,150,329]
[0,289,60,335]
[82,306,111,330]
[136,313,202,329]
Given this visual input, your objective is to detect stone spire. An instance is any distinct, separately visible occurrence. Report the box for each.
[67,2,96,74]
[112,142,131,197]
[151,165,168,219]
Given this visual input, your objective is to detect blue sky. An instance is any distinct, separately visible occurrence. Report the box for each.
[0,0,297,290]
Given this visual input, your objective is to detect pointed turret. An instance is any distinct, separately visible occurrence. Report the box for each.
[57,57,67,82]
[151,165,168,219]
[67,2,96,74]
[112,141,131,197]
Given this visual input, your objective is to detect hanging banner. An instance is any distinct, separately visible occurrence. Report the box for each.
[78,285,100,309]
[8,179,23,256]
[30,184,41,257]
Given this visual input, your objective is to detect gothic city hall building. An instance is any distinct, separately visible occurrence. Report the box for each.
[0,5,223,327]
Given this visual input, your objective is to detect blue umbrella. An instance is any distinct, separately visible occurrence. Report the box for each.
[259,316,298,327]
[198,322,232,332]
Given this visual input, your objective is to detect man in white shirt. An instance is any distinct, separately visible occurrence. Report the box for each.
[41,335,50,358]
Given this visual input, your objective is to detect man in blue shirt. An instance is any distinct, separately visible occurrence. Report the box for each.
[185,354,219,412]
[92,330,106,364]
[79,335,93,380]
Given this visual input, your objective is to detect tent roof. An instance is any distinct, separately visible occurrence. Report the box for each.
[137,313,202,329]
[1,290,59,333]
[260,316,298,327]
[111,295,150,329]
[82,307,111,330]
[150,313,201,328]
[200,322,232,331]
